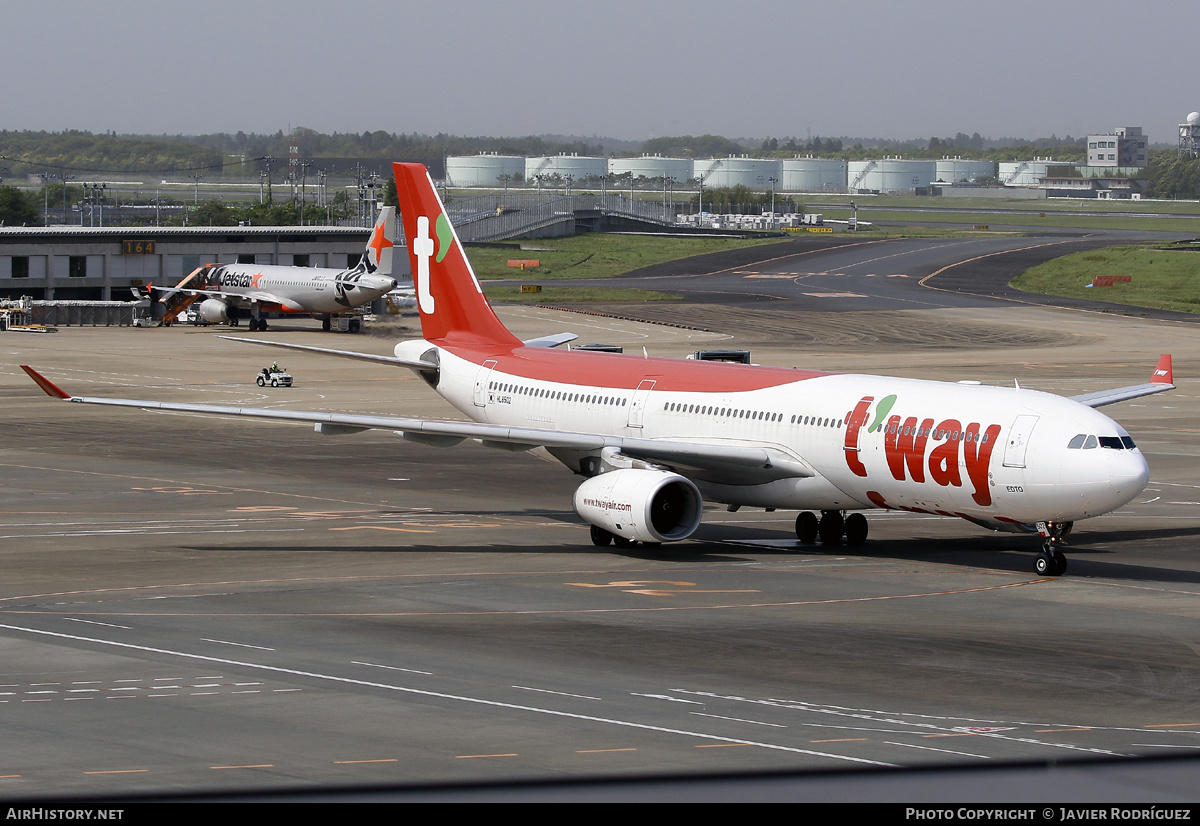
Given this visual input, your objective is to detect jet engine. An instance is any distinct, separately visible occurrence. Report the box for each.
[198,298,230,323]
[573,468,703,543]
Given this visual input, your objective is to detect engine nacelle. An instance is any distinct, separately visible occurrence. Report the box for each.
[573,468,703,543]
[198,298,230,323]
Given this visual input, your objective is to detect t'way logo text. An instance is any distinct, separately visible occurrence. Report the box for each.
[844,394,1002,506]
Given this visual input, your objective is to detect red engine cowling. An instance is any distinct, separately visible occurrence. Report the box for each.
[573,469,703,543]
[198,298,230,323]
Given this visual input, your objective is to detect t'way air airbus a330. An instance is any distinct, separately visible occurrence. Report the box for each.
[157,206,399,332]
[23,163,1175,576]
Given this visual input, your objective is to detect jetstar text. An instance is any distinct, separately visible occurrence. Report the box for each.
[218,272,255,288]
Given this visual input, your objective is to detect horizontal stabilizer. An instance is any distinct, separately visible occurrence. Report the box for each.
[522,332,578,349]
[1071,355,1175,408]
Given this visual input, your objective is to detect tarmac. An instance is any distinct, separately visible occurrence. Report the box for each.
[1,231,1199,800]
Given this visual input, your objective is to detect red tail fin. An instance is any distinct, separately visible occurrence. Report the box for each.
[392,163,520,348]
[1150,354,1173,384]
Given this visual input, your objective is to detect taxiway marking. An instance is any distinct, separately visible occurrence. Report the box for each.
[0,622,892,767]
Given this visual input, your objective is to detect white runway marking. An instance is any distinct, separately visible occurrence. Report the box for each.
[885,741,989,759]
[675,690,1129,758]
[0,622,892,767]
[513,685,601,701]
[690,712,786,728]
[64,618,131,630]
[353,661,433,676]
[202,639,275,651]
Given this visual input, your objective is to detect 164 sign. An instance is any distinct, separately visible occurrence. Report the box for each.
[121,240,156,255]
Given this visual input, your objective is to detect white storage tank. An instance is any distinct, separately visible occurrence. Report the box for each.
[848,158,937,193]
[935,158,995,184]
[694,156,782,190]
[525,154,608,183]
[781,157,847,192]
[608,155,693,183]
[999,159,1060,187]
[445,153,526,187]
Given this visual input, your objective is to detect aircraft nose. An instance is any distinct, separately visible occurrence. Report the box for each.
[1103,449,1149,512]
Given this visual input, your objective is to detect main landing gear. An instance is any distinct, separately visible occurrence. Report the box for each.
[1035,521,1072,577]
[795,510,868,546]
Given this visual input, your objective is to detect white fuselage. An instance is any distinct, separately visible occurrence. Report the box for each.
[205,263,397,315]
[400,341,1149,530]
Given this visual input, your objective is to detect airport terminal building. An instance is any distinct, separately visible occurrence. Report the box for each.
[0,225,389,301]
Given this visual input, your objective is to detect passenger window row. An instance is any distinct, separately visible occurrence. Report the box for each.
[489,381,627,407]
[661,402,847,428]
[664,401,786,422]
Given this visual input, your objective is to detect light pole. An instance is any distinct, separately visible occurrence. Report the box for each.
[41,172,54,226]
[263,155,276,203]
[768,176,777,228]
[300,161,312,226]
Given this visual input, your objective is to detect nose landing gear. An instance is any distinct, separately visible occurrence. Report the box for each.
[1035,521,1073,576]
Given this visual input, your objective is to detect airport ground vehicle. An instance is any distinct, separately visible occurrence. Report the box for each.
[255,366,293,387]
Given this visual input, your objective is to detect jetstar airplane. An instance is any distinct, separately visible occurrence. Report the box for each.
[22,163,1176,576]
[158,206,399,332]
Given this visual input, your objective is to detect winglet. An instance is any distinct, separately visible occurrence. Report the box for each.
[21,365,72,399]
[1150,354,1173,385]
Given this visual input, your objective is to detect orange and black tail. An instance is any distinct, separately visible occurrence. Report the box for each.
[392,163,520,348]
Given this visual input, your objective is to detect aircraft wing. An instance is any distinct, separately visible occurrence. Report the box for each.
[1069,355,1175,408]
[162,288,304,312]
[21,366,812,485]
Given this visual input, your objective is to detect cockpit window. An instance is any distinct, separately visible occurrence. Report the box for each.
[1070,433,1136,450]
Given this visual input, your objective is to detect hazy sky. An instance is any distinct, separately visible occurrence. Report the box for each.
[4,0,1195,145]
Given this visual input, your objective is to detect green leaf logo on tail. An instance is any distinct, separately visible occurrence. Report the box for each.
[435,214,452,263]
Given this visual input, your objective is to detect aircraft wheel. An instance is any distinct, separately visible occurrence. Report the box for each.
[818,511,844,545]
[322,317,332,332]
[1053,549,1067,576]
[1035,552,1059,577]
[248,318,259,331]
[845,513,868,545]
[794,511,818,543]
[258,318,268,331]
[229,317,239,327]
[613,535,634,548]
[590,525,612,547]
[256,376,265,387]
